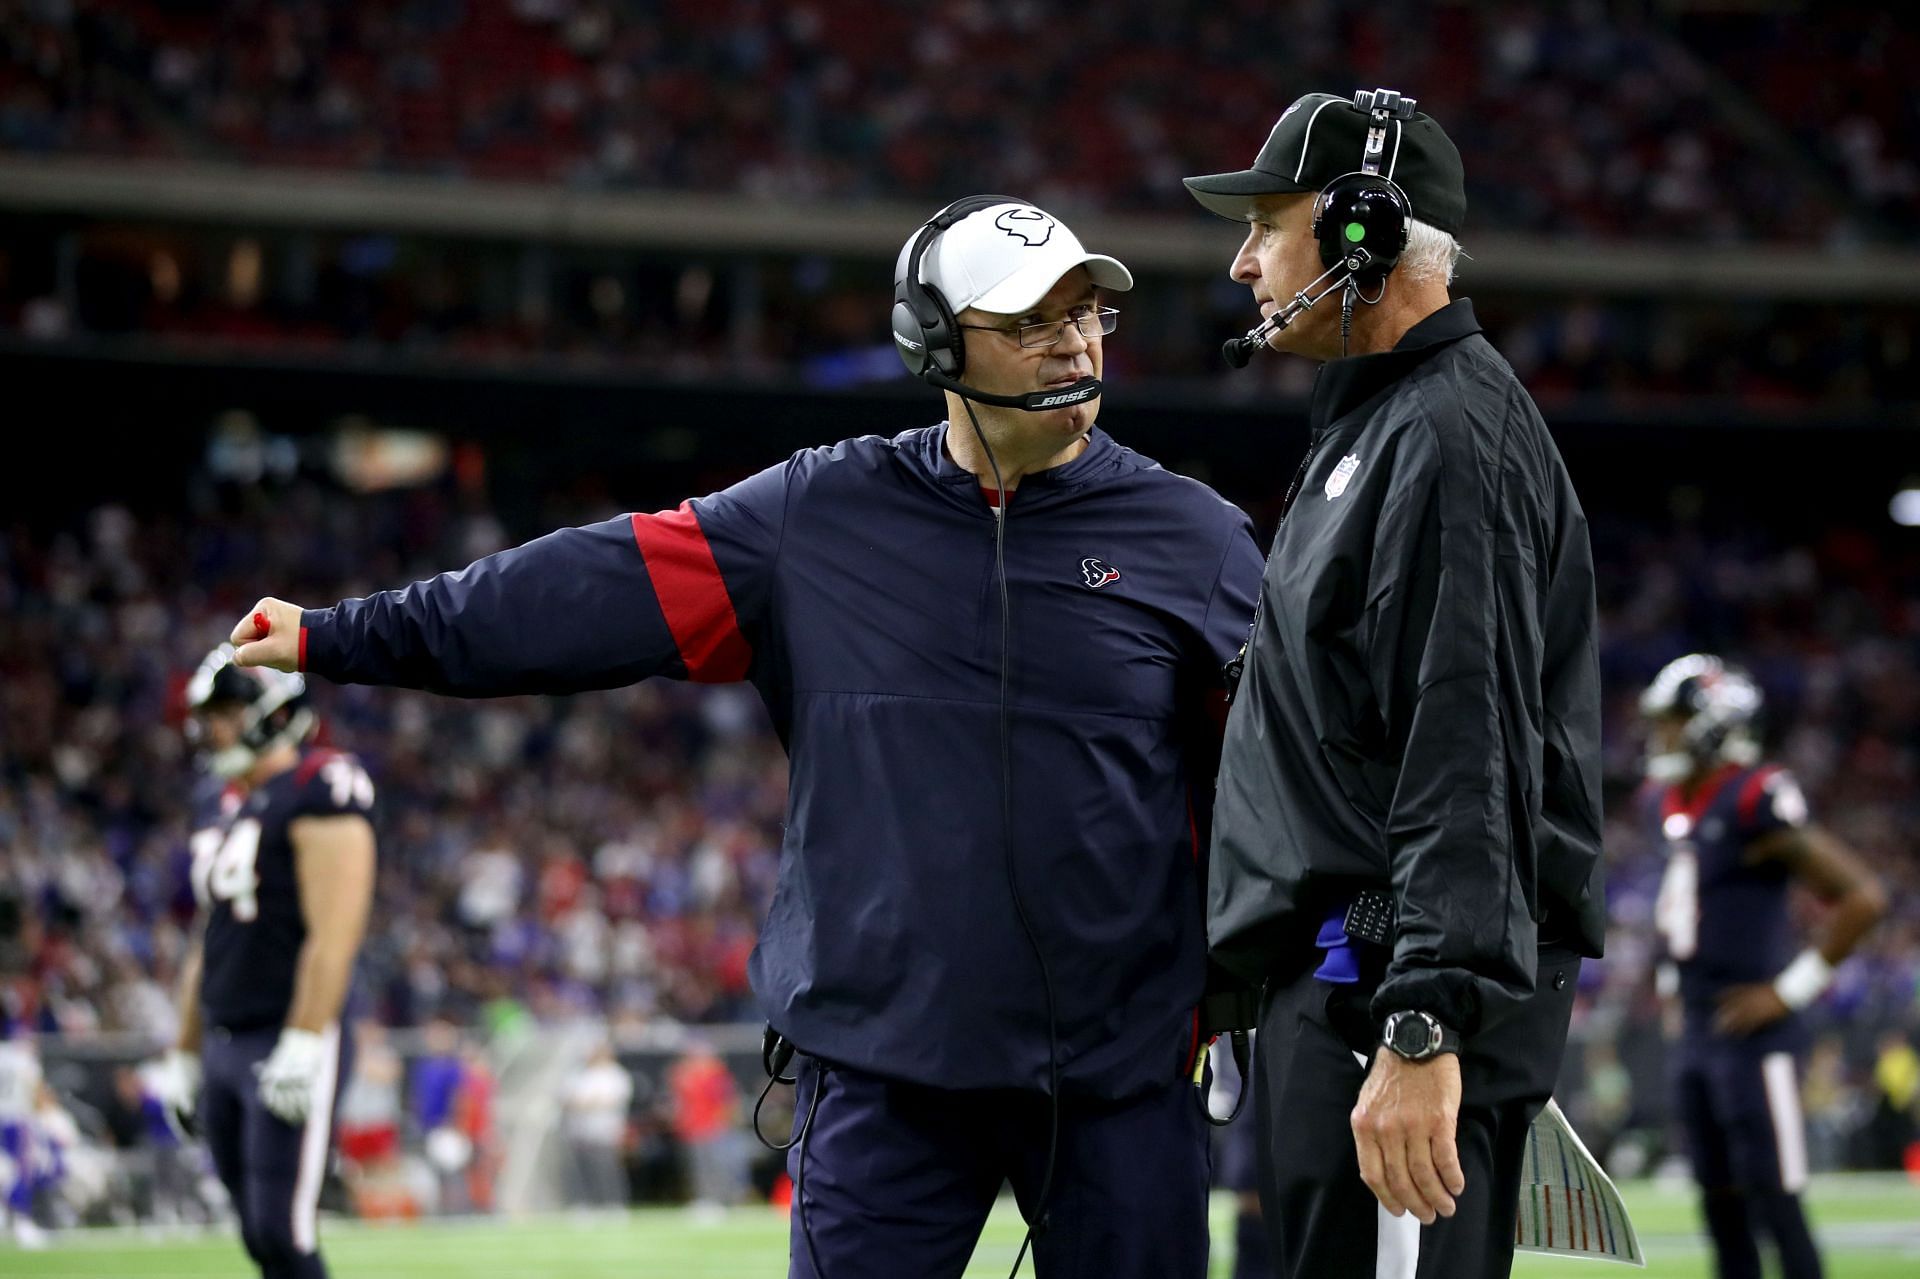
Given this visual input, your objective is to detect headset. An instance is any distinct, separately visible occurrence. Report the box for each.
[892,194,1103,411]
[1310,87,1414,285]
[1223,86,1418,367]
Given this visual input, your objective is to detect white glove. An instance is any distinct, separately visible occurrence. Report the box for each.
[142,1049,202,1140]
[256,1028,326,1125]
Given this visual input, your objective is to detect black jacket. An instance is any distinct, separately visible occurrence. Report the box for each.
[1208,300,1605,1039]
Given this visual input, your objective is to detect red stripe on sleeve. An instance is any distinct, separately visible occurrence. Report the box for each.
[293,748,338,787]
[630,504,753,683]
[1181,792,1205,1079]
[1736,766,1781,827]
[298,625,308,672]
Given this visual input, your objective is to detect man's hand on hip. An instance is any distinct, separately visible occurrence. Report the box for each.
[1712,982,1791,1036]
[230,598,304,672]
[1351,1048,1465,1225]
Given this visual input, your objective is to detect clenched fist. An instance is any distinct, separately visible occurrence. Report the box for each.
[230,598,305,673]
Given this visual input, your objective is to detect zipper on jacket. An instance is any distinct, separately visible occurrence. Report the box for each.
[975,499,1007,660]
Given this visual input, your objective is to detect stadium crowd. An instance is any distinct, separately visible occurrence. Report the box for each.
[0,496,784,1046]
[3,4,1914,411]
[0,0,1899,244]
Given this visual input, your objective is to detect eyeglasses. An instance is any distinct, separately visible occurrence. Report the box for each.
[959,304,1120,349]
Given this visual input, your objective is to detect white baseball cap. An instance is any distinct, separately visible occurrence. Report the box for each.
[921,202,1133,316]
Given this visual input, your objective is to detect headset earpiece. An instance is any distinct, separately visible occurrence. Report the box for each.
[1311,173,1411,284]
[892,193,1032,383]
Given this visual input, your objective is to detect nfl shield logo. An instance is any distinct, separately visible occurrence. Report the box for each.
[1324,453,1361,500]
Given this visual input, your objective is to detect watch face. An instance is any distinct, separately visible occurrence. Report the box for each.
[1389,1013,1434,1058]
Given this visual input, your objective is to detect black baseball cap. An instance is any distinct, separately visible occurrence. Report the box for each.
[1183,91,1467,235]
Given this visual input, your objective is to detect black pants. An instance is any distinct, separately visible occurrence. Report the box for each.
[1254,947,1581,1279]
[201,1023,351,1279]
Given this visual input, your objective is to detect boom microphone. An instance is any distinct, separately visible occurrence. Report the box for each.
[923,369,1103,412]
[1221,249,1376,369]
[1222,317,1279,369]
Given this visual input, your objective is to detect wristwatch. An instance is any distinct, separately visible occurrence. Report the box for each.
[1381,1010,1461,1061]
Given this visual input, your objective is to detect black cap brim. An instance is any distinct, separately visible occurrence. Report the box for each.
[1182,169,1317,223]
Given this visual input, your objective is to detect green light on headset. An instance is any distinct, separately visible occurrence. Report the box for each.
[1344,222,1367,243]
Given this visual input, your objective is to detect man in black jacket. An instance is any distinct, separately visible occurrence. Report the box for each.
[1185,89,1607,1279]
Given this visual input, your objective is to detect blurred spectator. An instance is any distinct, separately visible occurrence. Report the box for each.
[29,1077,110,1231]
[100,1063,192,1223]
[1801,1035,1856,1173]
[563,1038,633,1208]
[1865,1030,1919,1171]
[336,1020,412,1217]
[455,1039,498,1214]
[666,1034,746,1215]
[624,1071,681,1206]
[410,1018,474,1214]
[0,1029,49,1246]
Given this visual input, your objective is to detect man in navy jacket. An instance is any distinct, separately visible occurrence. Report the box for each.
[231,197,1264,1279]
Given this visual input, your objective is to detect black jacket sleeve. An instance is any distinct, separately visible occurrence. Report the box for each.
[1362,409,1541,1036]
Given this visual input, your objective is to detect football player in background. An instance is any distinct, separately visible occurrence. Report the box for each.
[146,646,376,1278]
[1643,653,1887,1279]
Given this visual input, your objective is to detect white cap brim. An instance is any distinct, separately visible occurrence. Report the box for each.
[965,253,1134,315]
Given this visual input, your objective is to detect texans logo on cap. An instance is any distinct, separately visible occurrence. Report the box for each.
[994,208,1055,247]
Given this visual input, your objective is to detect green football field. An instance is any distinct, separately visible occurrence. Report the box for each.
[10,1174,1918,1277]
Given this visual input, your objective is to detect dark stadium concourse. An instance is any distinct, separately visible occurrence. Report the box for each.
[6,342,1917,546]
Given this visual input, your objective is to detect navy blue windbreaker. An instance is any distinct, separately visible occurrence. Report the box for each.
[300,425,1263,1099]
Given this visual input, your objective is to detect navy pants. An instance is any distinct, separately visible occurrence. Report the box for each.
[1674,1031,1824,1279]
[201,1023,351,1279]
[1254,947,1582,1279]
[1674,1031,1809,1196]
[786,1060,1210,1279]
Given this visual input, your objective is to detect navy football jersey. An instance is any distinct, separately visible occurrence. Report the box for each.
[1651,763,1811,1024]
[191,748,375,1030]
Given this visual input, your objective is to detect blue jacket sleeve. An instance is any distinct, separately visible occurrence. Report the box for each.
[301,463,788,697]
[1200,514,1264,683]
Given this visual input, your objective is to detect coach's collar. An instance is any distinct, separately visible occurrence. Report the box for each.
[1310,298,1482,436]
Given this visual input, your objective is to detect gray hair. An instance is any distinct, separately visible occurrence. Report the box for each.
[1396,218,1462,286]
